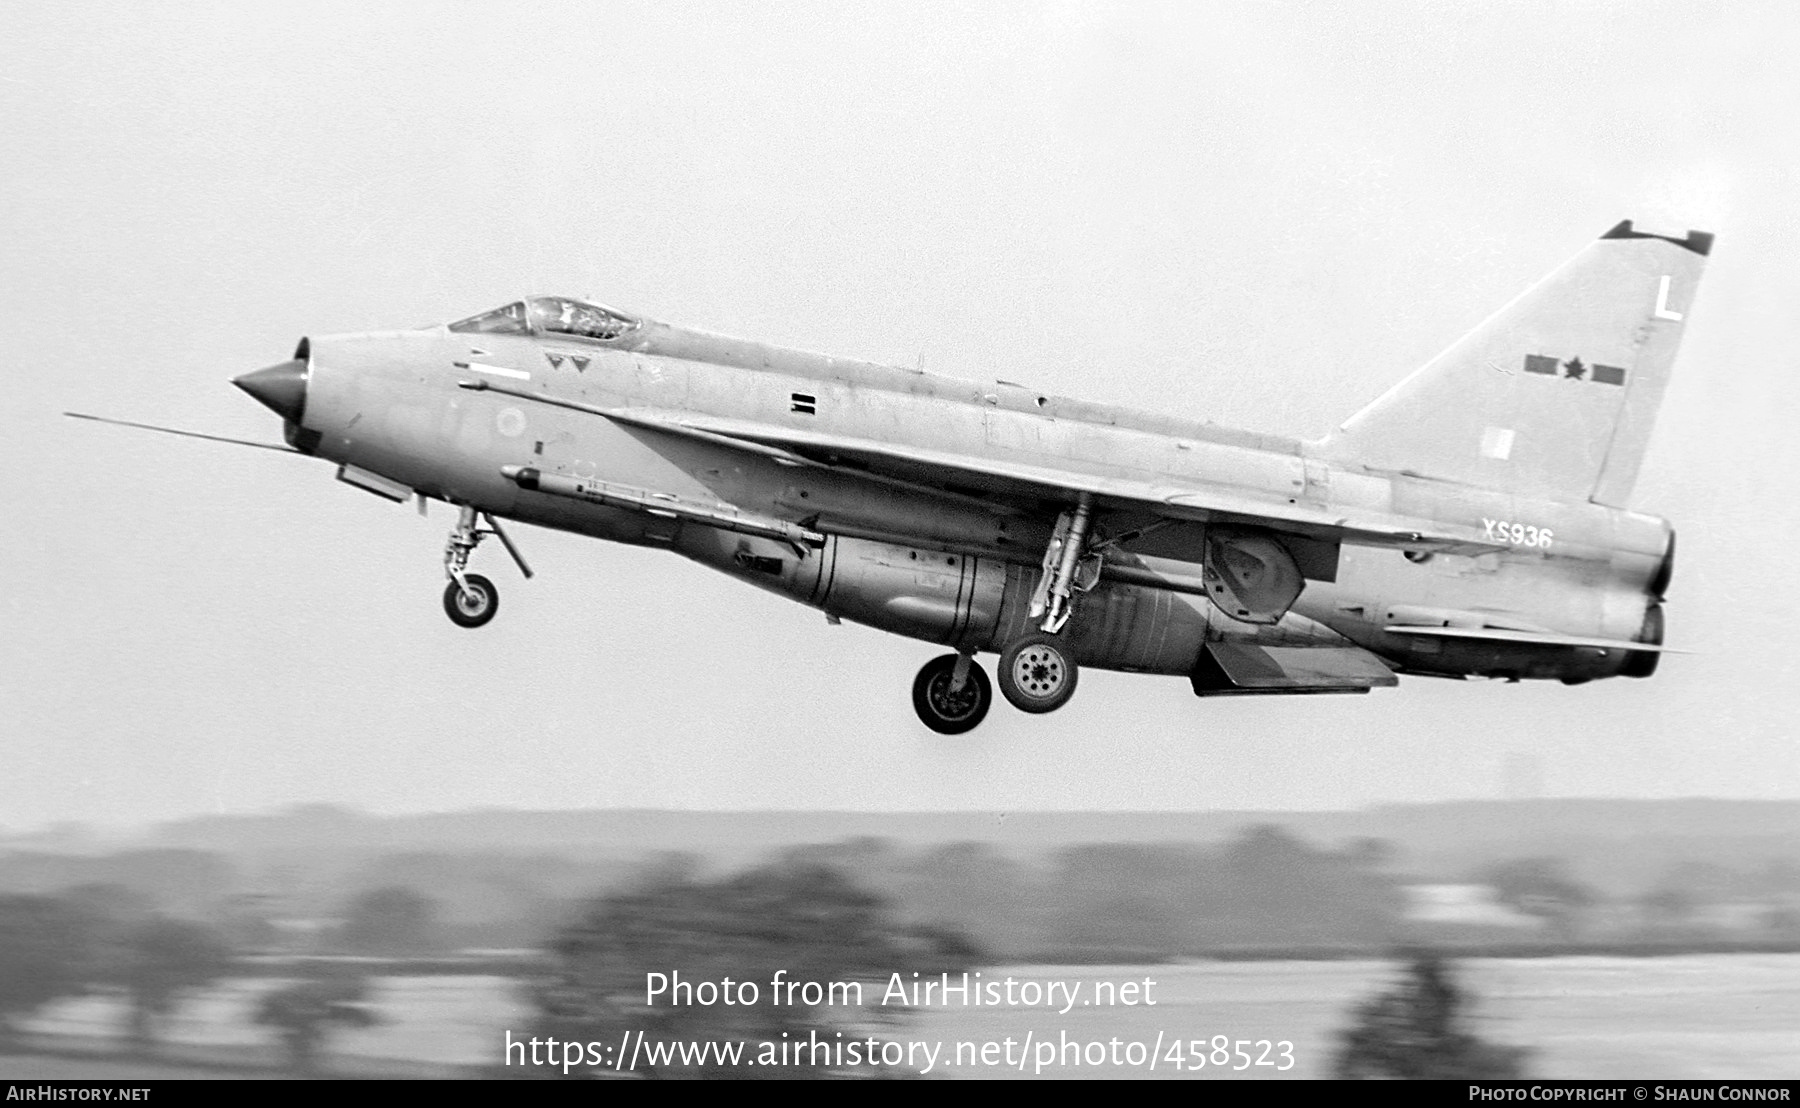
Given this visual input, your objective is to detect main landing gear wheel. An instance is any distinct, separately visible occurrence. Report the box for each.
[443,573,499,628]
[912,654,992,735]
[998,632,1079,714]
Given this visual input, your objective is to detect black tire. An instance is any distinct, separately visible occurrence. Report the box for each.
[443,573,499,628]
[997,632,1079,713]
[911,654,992,735]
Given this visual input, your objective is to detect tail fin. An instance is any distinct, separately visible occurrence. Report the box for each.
[1319,221,1711,507]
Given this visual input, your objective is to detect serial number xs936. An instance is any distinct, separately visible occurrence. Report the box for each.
[1482,517,1554,548]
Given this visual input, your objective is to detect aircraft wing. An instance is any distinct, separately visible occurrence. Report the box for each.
[597,406,1505,556]
[458,381,1505,556]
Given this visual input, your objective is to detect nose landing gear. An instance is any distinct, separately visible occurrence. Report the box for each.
[442,505,533,629]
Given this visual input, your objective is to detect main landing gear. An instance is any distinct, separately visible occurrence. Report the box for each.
[1000,493,1097,714]
[997,632,1079,714]
[911,653,993,735]
[911,495,1099,734]
[442,505,533,629]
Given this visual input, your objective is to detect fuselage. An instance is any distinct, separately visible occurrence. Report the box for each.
[268,301,1670,687]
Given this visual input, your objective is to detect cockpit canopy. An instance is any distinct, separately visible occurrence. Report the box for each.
[449,296,638,342]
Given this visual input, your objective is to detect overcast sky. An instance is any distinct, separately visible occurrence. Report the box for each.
[4,1,1798,831]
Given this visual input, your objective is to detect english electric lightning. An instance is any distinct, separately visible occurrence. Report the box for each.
[72,221,1704,734]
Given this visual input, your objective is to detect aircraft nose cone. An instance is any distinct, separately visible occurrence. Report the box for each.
[233,358,308,422]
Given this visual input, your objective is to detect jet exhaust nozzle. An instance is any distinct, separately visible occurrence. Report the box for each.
[233,358,309,423]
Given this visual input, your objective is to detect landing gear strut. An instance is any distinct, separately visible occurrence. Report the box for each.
[442,504,533,629]
[912,653,992,734]
[1028,493,1099,634]
[998,494,1099,712]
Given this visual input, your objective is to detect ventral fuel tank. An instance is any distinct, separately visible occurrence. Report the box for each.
[676,528,1333,677]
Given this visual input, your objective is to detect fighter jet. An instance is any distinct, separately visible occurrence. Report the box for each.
[72,221,1704,734]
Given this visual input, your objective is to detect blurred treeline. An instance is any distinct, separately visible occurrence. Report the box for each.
[783,829,1403,959]
[0,847,590,954]
[0,829,1386,968]
[2,822,1797,969]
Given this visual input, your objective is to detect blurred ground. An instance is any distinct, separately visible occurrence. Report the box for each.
[5,955,1798,1080]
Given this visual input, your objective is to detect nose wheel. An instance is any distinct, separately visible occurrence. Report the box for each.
[444,573,499,628]
[912,653,992,735]
[441,504,532,628]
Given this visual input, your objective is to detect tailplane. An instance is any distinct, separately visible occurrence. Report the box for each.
[1319,221,1710,507]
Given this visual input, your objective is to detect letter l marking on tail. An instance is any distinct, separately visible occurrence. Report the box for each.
[1654,276,1684,321]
